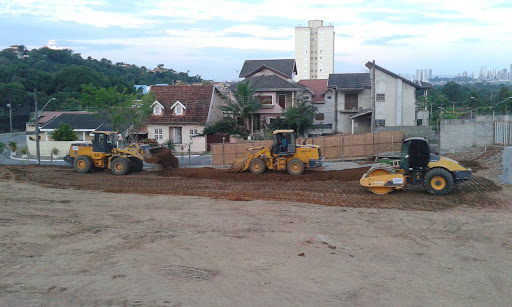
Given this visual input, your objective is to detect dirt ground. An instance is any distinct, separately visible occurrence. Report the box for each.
[1,148,511,305]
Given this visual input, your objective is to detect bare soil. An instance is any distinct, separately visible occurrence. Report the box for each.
[1,148,511,305]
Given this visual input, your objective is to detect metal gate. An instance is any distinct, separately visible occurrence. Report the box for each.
[495,121,512,145]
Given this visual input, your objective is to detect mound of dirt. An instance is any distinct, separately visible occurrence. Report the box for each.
[144,147,179,169]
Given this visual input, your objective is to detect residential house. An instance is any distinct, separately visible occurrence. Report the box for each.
[298,79,335,135]
[365,61,422,129]
[233,59,312,131]
[26,111,90,132]
[39,113,113,141]
[327,73,372,134]
[325,62,423,134]
[145,84,225,153]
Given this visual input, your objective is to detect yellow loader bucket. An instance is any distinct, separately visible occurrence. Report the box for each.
[227,158,248,173]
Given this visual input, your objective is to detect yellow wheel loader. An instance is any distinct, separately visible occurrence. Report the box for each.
[360,137,471,195]
[64,132,146,175]
[229,130,323,175]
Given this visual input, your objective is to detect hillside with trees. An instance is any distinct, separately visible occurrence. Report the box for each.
[419,81,512,127]
[0,45,202,132]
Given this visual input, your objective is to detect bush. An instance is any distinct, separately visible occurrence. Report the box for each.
[164,139,176,151]
[20,147,28,155]
[51,123,78,141]
[8,141,17,152]
[0,142,5,154]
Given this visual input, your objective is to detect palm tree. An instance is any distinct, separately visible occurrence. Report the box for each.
[222,81,262,137]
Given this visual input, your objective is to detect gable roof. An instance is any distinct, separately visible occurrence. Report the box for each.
[365,62,422,89]
[146,84,218,124]
[239,59,297,79]
[232,75,310,93]
[38,111,89,125]
[298,79,328,102]
[328,73,371,91]
[40,113,112,131]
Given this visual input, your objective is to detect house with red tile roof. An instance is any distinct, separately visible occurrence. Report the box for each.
[298,79,335,135]
[145,84,225,152]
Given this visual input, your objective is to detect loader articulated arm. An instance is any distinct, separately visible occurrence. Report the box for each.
[228,147,267,173]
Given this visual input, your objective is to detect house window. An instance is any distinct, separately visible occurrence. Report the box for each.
[376,120,386,127]
[345,94,358,110]
[154,106,162,115]
[190,128,198,135]
[315,113,324,120]
[175,105,183,115]
[327,95,332,99]
[258,95,272,104]
[155,128,163,140]
[376,94,385,102]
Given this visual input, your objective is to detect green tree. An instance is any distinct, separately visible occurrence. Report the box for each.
[81,85,155,142]
[202,117,249,138]
[51,123,78,141]
[222,81,262,134]
[282,98,318,137]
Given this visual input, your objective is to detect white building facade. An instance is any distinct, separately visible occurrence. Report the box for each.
[295,20,334,81]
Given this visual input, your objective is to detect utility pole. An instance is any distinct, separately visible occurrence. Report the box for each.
[34,89,40,165]
[370,60,376,133]
[8,97,12,132]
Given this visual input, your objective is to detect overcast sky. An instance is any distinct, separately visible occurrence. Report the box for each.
[1,0,512,81]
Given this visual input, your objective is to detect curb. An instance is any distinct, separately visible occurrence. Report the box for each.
[9,152,64,163]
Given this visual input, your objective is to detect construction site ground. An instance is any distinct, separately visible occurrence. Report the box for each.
[1,147,511,305]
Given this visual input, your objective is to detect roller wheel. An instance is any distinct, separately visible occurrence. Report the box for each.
[424,168,454,195]
[73,155,93,174]
[111,157,132,176]
[249,158,266,174]
[365,163,396,195]
[130,157,144,172]
[287,159,304,175]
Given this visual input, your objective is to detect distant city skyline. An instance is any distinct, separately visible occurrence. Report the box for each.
[2,1,512,81]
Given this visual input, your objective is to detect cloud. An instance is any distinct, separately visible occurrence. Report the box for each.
[363,34,419,46]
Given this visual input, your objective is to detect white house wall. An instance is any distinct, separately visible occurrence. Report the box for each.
[335,89,371,134]
[147,124,207,153]
[374,70,416,127]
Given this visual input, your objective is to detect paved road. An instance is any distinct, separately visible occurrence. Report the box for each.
[0,132,26,147]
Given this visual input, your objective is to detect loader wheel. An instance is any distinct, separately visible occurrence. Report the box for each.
[111,157,131,176]
[424,168,454,195]
[287,159,304,175]
[249,158,266,174]
[73,155,93,174]
[130,157,144,172]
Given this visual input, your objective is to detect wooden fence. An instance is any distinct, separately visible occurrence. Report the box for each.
[211,130,405,166]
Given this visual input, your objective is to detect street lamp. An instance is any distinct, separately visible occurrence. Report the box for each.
[496,96,512,114]
[35,97,56,165]
[7,103,12,133]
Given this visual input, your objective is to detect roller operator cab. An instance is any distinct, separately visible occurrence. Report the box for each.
[360,137,471,195]
[229,130,323,175]
[64,132,145,175]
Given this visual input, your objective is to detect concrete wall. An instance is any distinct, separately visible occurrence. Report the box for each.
[440,116,494,152]
[26,137,89,157]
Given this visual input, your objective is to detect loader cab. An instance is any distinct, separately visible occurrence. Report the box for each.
[92,132,117,153]
[400,137,431,171]
[271,130,296,156]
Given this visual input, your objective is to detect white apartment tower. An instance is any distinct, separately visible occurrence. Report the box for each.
[295,20,334,81]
